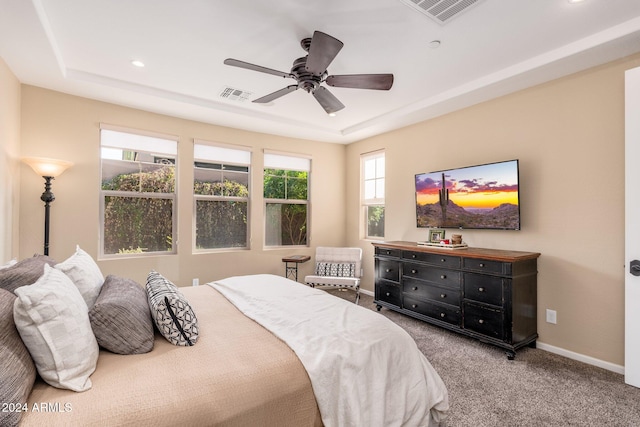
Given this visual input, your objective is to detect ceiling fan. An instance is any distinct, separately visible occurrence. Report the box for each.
[224,31,394,115]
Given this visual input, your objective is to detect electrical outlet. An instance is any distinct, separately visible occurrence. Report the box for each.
[546,309,557,324]
[192,278,199,287]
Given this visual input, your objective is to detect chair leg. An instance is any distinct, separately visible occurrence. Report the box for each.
[355,288,360,305]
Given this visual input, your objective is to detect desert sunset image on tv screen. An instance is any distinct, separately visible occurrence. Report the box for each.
[415,160,520,230]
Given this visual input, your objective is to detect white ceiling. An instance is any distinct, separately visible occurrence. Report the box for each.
[1,0,640,144]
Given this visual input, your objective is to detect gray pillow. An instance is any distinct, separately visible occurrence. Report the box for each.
[0,254,56,294]
[0,288,36,427]
[146,270,199,346]
[89,275,154,355]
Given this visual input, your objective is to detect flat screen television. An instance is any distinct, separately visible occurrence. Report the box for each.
[415,159,520,230]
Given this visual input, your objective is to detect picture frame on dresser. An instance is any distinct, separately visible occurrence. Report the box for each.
[428,229,445,243]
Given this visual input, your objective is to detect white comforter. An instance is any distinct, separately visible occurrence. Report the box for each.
[211,274,448,427]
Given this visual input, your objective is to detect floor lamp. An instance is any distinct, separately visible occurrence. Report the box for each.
[22,157,73,256]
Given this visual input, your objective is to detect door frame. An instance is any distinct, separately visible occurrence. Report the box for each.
[625,65,640,388]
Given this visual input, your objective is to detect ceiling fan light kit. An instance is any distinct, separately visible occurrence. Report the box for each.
[224,30,394,115]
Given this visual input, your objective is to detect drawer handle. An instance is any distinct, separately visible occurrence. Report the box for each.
[412,287,418,291]
[478,287,485,292]
[479,263,485,268]
[440,275,446,279]
[411,269,418,274]
[440,313,446,318]
[411,254,416,259]
[478,319,485,324]
[385,292,390,297]
[385,251,391,255]
[411,304,418,309]
[385,268,392,273]
[440,258,446,262]
[440,293,446,298]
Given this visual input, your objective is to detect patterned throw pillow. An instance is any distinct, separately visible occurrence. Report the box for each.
[89,275,154,355]
[146,271,199,346]
[315,262,356,277]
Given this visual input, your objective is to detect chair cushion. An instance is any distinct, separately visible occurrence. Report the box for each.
[13,264,99,392]
[315,262,356,277]
[146,271,199,346]
[89,275,154,355]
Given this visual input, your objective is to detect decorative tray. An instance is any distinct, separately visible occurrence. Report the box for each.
[416,242,469,250]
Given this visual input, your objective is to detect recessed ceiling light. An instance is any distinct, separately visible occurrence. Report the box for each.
[567,0,585,3]
[131,60,145,68]
[429,40,441,49]
[328,112,337,117]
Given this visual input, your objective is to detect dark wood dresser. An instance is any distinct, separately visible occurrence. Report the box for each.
[373,241,540,359]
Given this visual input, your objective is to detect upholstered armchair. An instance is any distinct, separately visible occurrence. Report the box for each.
[304,247,363,304]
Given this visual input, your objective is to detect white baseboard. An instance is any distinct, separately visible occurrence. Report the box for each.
[360,288,374,297]
[536,342,624,375]
[360,289,624,375]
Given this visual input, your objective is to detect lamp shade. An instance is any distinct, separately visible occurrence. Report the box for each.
[22,157,73,178]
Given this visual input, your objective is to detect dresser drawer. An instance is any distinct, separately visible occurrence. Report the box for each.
[403,277,460,306]
[376,247,402,258]
[404,296,460,326]
[463,302,503,339]
[404,262,460,288]
[376,282,401,307]
[403,251,461,268]
[377,259,400,282]
[464,273,504,306]
[463,258,511,275]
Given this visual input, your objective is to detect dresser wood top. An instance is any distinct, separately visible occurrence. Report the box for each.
[373,241,540,262]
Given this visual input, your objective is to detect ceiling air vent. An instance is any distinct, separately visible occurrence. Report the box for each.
[218,86,253,102]
[399,0,485,25]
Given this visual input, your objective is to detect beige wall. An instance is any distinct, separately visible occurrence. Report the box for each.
[11,53,640,367]
[19,86,346,287]
[346,52,640,367]
[0,57,21,263]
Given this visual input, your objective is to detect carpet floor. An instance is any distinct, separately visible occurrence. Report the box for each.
[327,289,640,427]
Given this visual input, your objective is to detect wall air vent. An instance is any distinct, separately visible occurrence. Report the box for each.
[399,0,485,25]
[218,86,253,102]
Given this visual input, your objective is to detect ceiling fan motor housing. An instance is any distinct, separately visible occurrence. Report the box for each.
[291,56,324,93]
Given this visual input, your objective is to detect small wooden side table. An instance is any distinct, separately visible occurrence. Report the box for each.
[282,255,311,282]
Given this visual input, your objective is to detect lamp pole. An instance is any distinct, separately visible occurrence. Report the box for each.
[40,176,55,256]
[22,157,73,257]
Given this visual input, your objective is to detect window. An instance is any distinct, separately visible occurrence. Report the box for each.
[193,142,251,250]
[362,151,385,239]
[264,152,310,247]
[100,127,177,256]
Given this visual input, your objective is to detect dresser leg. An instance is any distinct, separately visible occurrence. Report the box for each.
[376,304,382,311]
[506,351,516,360]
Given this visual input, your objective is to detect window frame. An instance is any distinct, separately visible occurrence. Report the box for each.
[192,141,251,252]
[99,125,178,259]
[361,150,385,240]
[263,151,311,248]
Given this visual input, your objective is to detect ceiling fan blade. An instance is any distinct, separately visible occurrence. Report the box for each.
[224,58,292,79]
[253,85,298,103]
[312,86,345,114]
[305,31,344,76]
[326,74,394,90]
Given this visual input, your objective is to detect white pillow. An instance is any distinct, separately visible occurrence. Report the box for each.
[13,264,99,392]
[55,245,104,308]
[0,259,17,270]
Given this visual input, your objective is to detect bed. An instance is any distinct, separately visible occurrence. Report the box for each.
[2,255,448,427]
